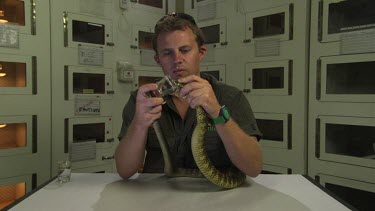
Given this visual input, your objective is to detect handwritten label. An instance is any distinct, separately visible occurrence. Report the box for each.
[75,96,101,115]
[78,45,104,66]
[0,25,19,48]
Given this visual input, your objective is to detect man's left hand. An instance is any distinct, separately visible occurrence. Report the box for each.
[178,75,221,119]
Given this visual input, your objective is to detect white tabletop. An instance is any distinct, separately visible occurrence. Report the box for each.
[8,173,350,211]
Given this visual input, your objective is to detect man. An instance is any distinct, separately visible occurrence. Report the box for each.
[115,13,262,179]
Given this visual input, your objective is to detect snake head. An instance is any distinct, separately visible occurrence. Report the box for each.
[151,75,184,97]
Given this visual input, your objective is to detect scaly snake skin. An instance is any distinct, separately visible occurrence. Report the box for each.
[153,106,246,189]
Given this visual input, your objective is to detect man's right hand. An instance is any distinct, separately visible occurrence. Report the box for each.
[133,83,165,128]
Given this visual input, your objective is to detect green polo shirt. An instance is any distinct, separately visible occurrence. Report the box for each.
[118,73,262,173]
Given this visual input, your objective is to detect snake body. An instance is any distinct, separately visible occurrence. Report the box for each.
[153,106,246,188]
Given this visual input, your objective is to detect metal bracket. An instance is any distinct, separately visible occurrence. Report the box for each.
[289,3,294,40]
[315,118,321,158]
[243,39,251,43]
[316,59,321,100]
[287,114,292,149]
[32,56,37,95]
[242,89,251,93]
[288,60,293,95]
[106,42,115,46]
[63,12,68,47]
[106,138,115,143]
[220,41,228,46]
[31,0,36,35]
[318,0,323,42]
[32,115,37,153]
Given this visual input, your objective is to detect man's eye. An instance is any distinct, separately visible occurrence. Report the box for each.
[181,48,189,53]
[162,51,171,56]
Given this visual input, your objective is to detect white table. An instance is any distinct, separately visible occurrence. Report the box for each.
[6,173,351,211]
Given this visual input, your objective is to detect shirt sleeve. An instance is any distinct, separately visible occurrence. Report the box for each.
[218,86,263,141]
[117,91,137,140]
[229,91,263,141]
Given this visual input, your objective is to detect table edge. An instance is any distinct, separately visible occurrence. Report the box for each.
[2,175,58,211]
[302,175,357,211]
[2,174,357,211]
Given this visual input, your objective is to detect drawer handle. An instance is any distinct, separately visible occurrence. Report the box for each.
[102,155,114,160]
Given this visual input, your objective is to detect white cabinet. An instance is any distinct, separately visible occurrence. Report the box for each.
[0,116,34,157]
[50,0,117,176]
[317,115,375,168]
[0,55,35,95]
[317,174,374,211]
[63,12,114,51]
[317,54,375,102]
[245,60,292,96]
[245,4,293,43]
[200,64,226,82]
[0,1,51,208]
[0,174,32,209]
[198,17,227,49]
[308,1,375,209]
[65,65,114,100]
[254,113,291,150]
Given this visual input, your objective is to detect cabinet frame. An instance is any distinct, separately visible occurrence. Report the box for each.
[200,64,226,82]
[130,0,166,15]
[254,112,291,149]
[317,54,375,102]
[0,54,35,95]
[245,4,293,43]
[64,65,113,101]
[63,12,113,51]
[245,60,292,96]
[0,116,34,157]
[318,174,375,195]
[198,17,227,49]
[65,116,114,152]
[317,115,375,168]
[319,0,375,43]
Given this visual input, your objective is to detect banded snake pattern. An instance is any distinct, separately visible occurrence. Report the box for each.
[152,106,246,189]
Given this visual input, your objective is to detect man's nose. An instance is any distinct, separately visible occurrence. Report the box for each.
[173,51,183,64]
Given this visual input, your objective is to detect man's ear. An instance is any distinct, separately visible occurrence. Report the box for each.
[154,54,160,65]
[199,45,207,61]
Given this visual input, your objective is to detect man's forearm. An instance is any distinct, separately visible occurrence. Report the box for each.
[215,119,263,177]
[115,121,148,179]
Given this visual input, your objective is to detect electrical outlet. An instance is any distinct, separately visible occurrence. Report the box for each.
[117,61,134,82]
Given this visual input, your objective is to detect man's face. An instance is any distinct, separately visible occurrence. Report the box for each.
[154,29,206,80]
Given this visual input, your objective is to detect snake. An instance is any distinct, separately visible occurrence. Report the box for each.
[152,106,246,189]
